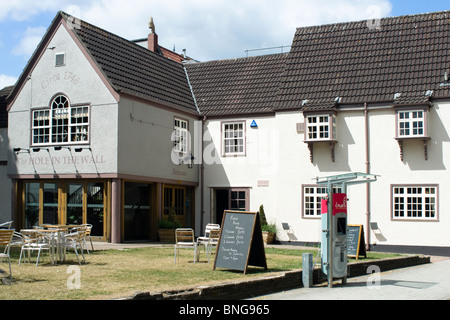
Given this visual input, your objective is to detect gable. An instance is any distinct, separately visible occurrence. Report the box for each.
[64,12,198,114]
[7,12,198,116]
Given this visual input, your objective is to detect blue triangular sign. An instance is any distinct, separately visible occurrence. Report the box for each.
[250,120,258,128]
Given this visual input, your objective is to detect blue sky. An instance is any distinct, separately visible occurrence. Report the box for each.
[0,0,448,89]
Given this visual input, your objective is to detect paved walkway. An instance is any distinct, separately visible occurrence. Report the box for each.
[254,256,450,300]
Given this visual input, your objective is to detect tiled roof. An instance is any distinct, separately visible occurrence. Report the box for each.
[276,10,450,111]
[61,12,198,114]
[185,53,288,116]
[0,86,13,128]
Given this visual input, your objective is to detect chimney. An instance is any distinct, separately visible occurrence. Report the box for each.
[148,17,158,53]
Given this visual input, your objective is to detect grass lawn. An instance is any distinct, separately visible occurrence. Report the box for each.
[0,245,400,300]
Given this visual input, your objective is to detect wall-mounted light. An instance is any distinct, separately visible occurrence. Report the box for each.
[74,147,91,153]
[13,147,30,154]
[32,147,50,152]
[54,146,72,151]
[187,153,195,169]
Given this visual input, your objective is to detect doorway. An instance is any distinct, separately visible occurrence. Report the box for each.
[123,182,152,241]
[214,188,249,225]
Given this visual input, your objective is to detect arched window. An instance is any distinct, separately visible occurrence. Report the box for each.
[31,94,89,146]
[51,95,70,143]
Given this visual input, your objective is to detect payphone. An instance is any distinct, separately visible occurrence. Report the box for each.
[316,172,378,287]
[321,193,348,279]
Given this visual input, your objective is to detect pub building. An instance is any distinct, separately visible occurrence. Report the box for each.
[6,12,200,242]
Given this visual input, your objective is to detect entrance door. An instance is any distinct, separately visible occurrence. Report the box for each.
[163,185,187,226]
[214,188,249,224]
[215,189,229,225]
[124,182,152,241]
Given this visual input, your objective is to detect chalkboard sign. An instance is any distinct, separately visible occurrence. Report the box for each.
[347,225,366,259]
[213,210,267,274]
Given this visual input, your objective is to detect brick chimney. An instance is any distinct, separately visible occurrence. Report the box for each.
[148,33,158,52]
[148,17,159,53]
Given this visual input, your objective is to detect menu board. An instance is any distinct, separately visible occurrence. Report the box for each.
[347,225,366,259]
[213,210,267,274]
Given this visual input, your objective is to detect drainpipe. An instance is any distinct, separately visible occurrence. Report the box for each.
[364,102,370,251]
[201,115,206,232]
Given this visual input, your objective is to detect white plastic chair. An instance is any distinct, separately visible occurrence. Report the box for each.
[174,228,197,264]
[18,230,53,267]
[0,229,15,279]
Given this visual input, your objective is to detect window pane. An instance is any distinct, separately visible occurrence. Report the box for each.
[223,122,244,154]
[25,183,40,228]
[67,183,83,225]
[87,183,104,237]
[43,183,58,225]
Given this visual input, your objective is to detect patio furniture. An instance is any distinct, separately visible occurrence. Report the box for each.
[196,224,221,262]
[0,221,13,229]
[18,229,54,267]
[205,228,220,262]
[0,229,15,279]
[81,224,94,253]
[62,228,86,265]
[174,228,197,264]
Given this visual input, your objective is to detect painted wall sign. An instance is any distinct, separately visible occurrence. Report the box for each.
[18,154,105,166]
[41,71,81,89]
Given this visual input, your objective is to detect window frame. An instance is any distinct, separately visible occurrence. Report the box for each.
[31,94,90,147]
[221,121,246,156]
[395,106,429,139]
[304,112,336,142]
[391,184,439,221]
[55,52,66,67]
[173,117,189,155]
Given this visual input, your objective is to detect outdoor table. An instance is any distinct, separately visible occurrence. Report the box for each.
[21,228,66,264]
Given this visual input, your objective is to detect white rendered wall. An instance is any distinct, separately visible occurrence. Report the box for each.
[203,102,450,248]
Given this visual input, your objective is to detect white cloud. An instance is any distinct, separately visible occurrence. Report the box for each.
[70,0,393,61]
[3,0,393,62]
[0,74,17,88]
[12,26,47,58]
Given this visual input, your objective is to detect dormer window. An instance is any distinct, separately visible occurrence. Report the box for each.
[397,110,426,138]
[395,106,430,161]
[305,114,336,141]
[303,112,337,162]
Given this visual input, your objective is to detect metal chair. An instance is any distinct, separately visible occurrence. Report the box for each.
[18,230,53,267]
[0,221,13,229]
[0,229,15,279]
[174,228,197,263]
[81,224,94,253]
[205,228,221,262]
[62,228,86,265]
[196,224,220,262]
